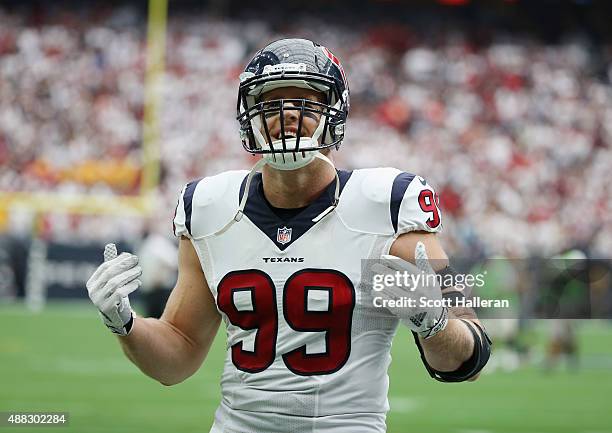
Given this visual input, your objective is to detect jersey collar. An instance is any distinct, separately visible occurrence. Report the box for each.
[238,170,352,251]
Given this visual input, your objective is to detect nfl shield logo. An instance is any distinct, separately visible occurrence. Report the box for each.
[277,226,292,245]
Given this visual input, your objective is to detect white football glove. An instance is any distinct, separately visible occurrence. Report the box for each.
[86,243,141,336]
[371,242,448,339]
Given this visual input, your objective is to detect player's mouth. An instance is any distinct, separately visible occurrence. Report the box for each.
[273,129,306,140]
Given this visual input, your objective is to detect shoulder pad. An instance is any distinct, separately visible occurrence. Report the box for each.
[336,167,401,235]
[173,170,249,239]
[335,168,442,235]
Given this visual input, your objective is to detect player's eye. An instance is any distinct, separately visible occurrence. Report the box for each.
[302,100,322,120]
[263,101,281,118]
[303,100,318,109]
[260,99,321,121]
[302,110,319,121]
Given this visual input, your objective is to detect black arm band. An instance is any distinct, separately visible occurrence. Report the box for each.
[412,319,492,382]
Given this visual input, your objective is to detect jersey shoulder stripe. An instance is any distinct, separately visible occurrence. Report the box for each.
[390,172,416,232]
[184,178,203,236]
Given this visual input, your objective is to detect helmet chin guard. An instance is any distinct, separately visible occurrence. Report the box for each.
[262,142,317,170]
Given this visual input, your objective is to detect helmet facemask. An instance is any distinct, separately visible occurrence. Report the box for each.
[237,66,348,170]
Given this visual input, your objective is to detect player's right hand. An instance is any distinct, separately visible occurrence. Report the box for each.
[86,243,141,336]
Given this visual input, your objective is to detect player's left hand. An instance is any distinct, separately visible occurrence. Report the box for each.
[371,242,448,339]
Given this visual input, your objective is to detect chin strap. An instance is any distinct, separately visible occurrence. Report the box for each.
[233,152,340,225]
[234,157,267,222]
[311,153,340,223]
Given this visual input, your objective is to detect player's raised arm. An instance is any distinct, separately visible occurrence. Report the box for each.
[373,173,491,382]
[387,232,491,382]
[85,238,221,386]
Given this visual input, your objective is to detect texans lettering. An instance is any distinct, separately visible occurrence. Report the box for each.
[262,257,305,263]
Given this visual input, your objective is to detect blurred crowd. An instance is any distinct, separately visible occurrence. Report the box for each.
[1,5,611,258]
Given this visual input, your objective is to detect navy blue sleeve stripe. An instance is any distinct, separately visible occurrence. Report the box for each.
[183,179,202,236]
[172,203,179,236]
[390,172,415,233]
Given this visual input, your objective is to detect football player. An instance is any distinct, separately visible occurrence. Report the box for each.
[86,39,491,433]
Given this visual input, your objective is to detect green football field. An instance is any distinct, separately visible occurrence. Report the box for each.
[1,302,611,433]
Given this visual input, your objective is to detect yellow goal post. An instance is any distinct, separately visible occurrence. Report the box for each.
[0,0,169,309]
[0,0,168,220]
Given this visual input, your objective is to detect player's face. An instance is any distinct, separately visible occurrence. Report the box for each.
[259,87,325,144]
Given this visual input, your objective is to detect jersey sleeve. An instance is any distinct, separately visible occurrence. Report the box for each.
[172,171,249,240]
[172,179,200,239]
[390,172,443,235]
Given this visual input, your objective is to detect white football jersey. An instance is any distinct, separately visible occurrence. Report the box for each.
[173,167,442,433]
